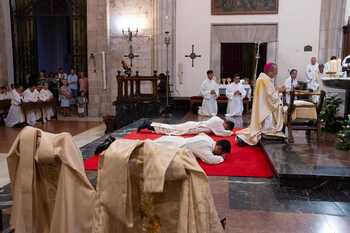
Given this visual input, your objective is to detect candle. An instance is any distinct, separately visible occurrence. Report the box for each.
[102,51,107,90]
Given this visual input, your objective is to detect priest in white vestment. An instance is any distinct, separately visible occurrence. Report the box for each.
[198,70,219,116]
[226,75,246,117]
[306,57,319,91]
[138,116,235,136]
[5,86,25,127]
[284,69,299,104]
[23,85,39,126]
[154,134,231,165]
[237,63,286,146]
[39,83,55,122]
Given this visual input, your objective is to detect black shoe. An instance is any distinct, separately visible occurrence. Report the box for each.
[94,136,116,155]
[220,217,227,230]
[137,120,153,133]
[236,136,246,147]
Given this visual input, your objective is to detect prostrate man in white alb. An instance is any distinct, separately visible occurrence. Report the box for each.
[137,116,235,136]
[306,57,319,91]
[154,134,231,165]
[198,70,219,116]
[226,75,246,117]
[342,54,350,77]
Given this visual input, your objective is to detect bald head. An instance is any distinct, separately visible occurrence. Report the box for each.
[311,57,317,65]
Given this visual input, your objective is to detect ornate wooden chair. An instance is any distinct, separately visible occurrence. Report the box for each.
[286,90,326,143]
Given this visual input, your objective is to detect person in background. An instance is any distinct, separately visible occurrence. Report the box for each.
[67,68,78,104]
[39,83,55,122]
[226,75,246,117]
[22,83,39,126]
[77,90,88,117]
[79,72,89,94]
[284,69,299,104]
[0,86,10,100]
[4,85,24,127]
[60,79,72,117]
[306,57,319,90]
[198,70,219,116]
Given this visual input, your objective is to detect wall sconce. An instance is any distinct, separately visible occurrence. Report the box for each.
[89,53,96,73]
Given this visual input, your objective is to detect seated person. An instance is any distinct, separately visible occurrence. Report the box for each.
[137,116,235,136]
[237,63,286,146]
[154,134,231,165]
[5,85,25,127]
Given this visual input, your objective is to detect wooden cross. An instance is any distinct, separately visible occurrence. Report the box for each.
[124,45,139,67]
[185,44,201,67]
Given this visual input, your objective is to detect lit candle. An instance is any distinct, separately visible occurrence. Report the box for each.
[102,51,107,90]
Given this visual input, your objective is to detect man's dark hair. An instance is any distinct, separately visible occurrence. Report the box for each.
[234,73,240,78]
[224,120,235,130]
[330,56,337,60]
[289,69,297,75]
[207,70,214,75]
[216,140,231,153]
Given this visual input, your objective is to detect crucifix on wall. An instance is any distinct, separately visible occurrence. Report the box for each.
[124,45,139,67]
[185,44,201,67]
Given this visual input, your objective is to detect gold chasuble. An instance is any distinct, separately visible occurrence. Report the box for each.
[7,127,96,233]
[237,73,285,146]
[93,139,224,233]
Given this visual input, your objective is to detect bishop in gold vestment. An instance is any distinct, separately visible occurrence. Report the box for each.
[237,63,286,146]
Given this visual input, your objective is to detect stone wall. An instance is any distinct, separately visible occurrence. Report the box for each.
[87,0,176,116]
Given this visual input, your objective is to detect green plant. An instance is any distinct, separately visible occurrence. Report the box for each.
[320,96,343,133]
[336,116,350,151]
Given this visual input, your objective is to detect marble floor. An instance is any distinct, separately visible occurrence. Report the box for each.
[1,112,350,233]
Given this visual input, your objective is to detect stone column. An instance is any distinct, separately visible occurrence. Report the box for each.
[0,1,14,86]
[87,0,112,116]
[319,0,347,116]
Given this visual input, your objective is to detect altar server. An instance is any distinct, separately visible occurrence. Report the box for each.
[39,83,55,122]
[226,75,246,117]
[138,116,234,136]
[198,70,219,116]
[23,84,39,126]
[4,86,24,127]
[154,134,231,165]
[284,69,299,104]
[237,63,286,146]
[306,57,319,91]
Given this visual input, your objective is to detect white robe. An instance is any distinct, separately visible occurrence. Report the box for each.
[39,89,54,121]
[198,79,219,116]
[306,63,319,91]
[151,116,233,136]
[284,76,298,104]
[242,84,252,101]
[154,134,225,164]
[5,90,24,127]
[23,89,39,126]
[226,83,246,117]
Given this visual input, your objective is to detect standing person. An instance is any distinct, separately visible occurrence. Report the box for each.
[79,72,89,94]
[22,84,39,126]
[4,85,24,127]
[67,68,78,103]
[39,83,55,122]
[198,70,219,116]
[284,69,299,104]
[226,75,246,117]
[306,57,319,91]
[77,90,88,117]
[60,79,72,116]
[237,63,286,146]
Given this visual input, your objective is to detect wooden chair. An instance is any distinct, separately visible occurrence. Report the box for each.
[286,90,326,143]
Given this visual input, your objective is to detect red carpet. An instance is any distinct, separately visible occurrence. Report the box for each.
[84,130,275,178]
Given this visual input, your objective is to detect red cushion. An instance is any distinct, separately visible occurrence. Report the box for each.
[190,96,203,100]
